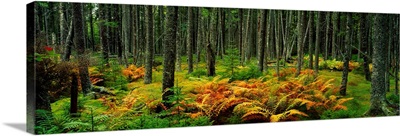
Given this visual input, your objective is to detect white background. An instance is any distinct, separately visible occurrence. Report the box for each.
[0,0,399,136]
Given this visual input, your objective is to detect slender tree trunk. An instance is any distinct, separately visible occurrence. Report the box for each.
[340,13,352,96]
[62,20,73,62]
[176,8,182,72]
[122,5,131,67]
[296,11,307,77]
[360,13,371,81]
[89,4,95,51]
[258,10,267,72]
[238,9,244,66]
[73,3,92,95]
[264,10,271,70]
[59,3,67,49]
[187,7,194,73]
[243,9,251,64]
[220,8,226,57]
[207,8,217,77]
[396,15,399,95]
[196,8,202,68]
[324,12,331,60]
[309,11,314,69]
[314,12,325,77]
[332,12,338,60]
[162,6,178,108]
[99,4,109,65]
[144,5,154,84]
[275,11,281,80]
[132,6,139,65]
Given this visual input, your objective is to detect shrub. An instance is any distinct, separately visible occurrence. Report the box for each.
[103,65,129,91]
[228,65,263,82]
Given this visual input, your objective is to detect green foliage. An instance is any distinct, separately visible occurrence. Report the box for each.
[103,65,129,91]
[104,21,119,28]
[222,48,241,77]
[320,109,359,119]
[186,69,208,78]
[228,64,263,82]
[387,94,399,105]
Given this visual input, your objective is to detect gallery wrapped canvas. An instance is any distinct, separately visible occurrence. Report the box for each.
[26,0,400,135]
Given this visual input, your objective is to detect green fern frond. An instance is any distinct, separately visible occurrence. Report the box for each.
[94,115,110,122]
[63,121,91,131]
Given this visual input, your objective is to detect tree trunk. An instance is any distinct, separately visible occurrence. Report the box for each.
[324,12,331,60]
[122,5,131,67]
[365,14,392,116]
[162,6,178,108]
[187,7,194,73]
[220,8,226,57]
[243,9,251,64]
[132,6,139,65]
[258,10,267,72]
[89,4,95,51]
[144,5,154,84]
[332,12,338,60]
[99,4,109,65]
[314,12,325,77]
[62,20,73,62]
[396,15,399,95]
[73,3,92,95]
[308,11,314,69]
[238,9,244,66]
[176,7,182,72]
[196,8,202,68]
[70,72,78,115]
[340,13,352,96]
[296,11,307,77]
[275,11,281,80]
[59,3,67,48]
[207,8,217,77]
[360,13,371,81]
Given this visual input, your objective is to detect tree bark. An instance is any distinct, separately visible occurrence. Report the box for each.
[70,72,78,115]
[176,7,182,72]
[62,20,73,62]
[340,13,352,96]
[162,6,178,108]
[144,5,154,84]
[238,9,244,66]
[324,12,331,60]
[332,12,338,60]
[187,7,194,73]
[243,9,251,64]
[258,10,267,72]
[73,3,92,95]
[89,4,95,51]
[360,13,371,81]
[275,11,281,80]
[365,14,392,116]
[314,12,325,77]
[296,11,306,77]
[308,11,314,69]
[207,8,217,77]
[99,4,109,65]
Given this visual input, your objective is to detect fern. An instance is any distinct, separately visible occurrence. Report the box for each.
[63,121,91,132]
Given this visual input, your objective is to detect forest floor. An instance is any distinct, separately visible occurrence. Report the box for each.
[45,55,399,133]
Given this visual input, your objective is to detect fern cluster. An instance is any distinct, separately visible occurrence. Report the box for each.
[191,71,353,124]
